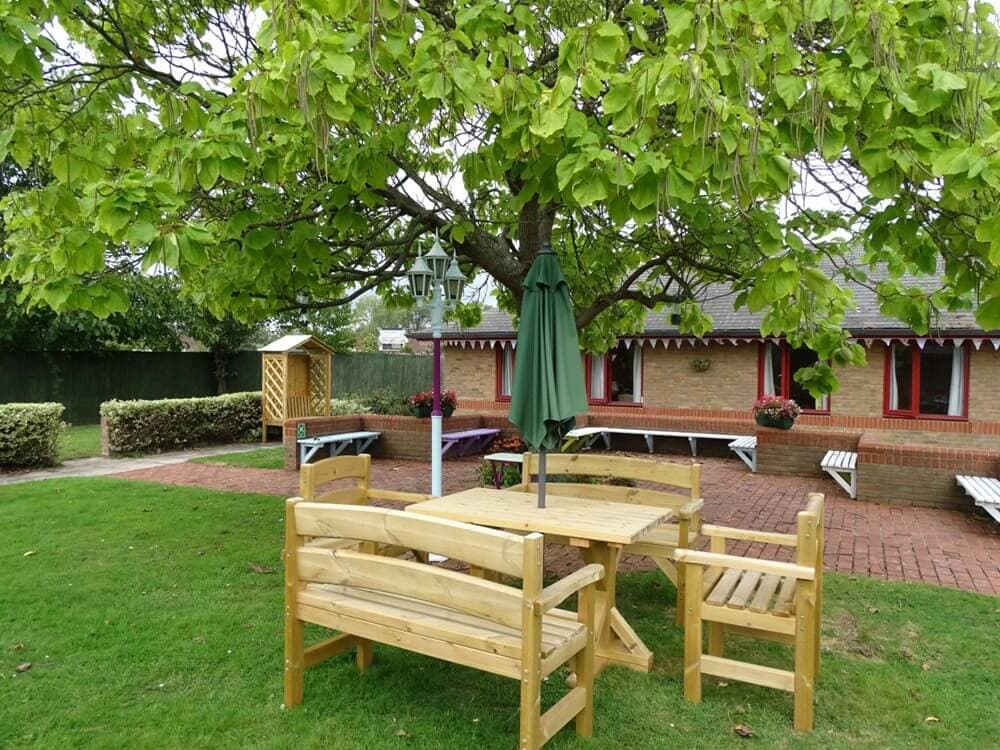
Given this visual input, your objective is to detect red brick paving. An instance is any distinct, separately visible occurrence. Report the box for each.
[114,455,1000,596]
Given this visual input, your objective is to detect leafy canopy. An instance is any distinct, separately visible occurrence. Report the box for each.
[3,1,1000,394]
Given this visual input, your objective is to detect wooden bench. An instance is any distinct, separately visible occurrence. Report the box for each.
[564,426,744,457]
[441,427,500,457]
[820,450,857,499]
[283,502,604,749]
[298,430,380,465]
[517,453,702,627]
[728,436,757,472]
[676,492,825,732]
[956,475,1000,524]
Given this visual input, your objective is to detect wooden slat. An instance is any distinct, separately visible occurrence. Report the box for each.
[749,574,782,613]
[539,688,587,745]
[524,452,697,489]
[727,571,762,609]
[701,603,797,637]
[700,655,795,692]
[539,564,604,611]
[306,487,368,505]
[525,482,691,510]
[409,488,671,545]
[366,489,432,505]
[296,547,524,629]
[295,503,526,577]
[297,602,520,679]
[706,568,742,605]
[773,576,797,616]
[701,524,798,547]
[675,549,815,581]
[303,633,358,667]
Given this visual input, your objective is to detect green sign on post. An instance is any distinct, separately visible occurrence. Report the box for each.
[296,423,306,439]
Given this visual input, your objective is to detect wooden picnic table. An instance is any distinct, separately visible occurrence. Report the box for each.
[408,488,673,675]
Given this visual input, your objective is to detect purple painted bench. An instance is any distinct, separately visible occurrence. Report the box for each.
[441,428,500,457]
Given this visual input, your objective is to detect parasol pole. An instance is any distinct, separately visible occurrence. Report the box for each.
[537,447,547,509]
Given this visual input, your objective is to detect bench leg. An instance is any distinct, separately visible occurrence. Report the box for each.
[355,639,373,672]
[601,433,611,451]
[356,436,376,455]
[644,434,654,453]
[708,623,725,657]
[793,581,817,732]
[283,608,304,708]
[688,436,698,456]
[301,443,322,465]
[575,584,597,738]
[683,563,703,704]
[332,440,351,457]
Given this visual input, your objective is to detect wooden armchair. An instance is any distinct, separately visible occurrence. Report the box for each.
[675,492,825,731]
[516,453,703,623]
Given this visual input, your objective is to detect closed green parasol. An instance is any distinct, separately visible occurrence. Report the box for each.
[508,244,588,507]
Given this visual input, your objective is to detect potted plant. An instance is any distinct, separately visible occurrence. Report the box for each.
[408,390,458,418]
[752,396,801,429]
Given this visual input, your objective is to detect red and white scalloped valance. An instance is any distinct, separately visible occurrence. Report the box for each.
[444,336,1000,351]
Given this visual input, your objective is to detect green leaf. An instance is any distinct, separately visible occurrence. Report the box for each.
[198,157,220,190]
[572,175,608,206]
[126,222,158,245]
[326,53,356,77]
[774,75,806,108]
[529,107,568,138]
[603,85,632,115]
[220,157,246,183]
[0,127,13,162]
[581,72,603,99]
[245,227,277,251]
[664,7,694,38]
[974,296,1000,330]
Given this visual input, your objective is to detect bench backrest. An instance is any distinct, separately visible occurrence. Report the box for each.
[518,453,700,511]
[300,454,370,505]
[286,395,312,419]
[286,501,544,627]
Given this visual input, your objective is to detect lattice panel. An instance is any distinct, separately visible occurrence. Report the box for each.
[308,353,328,415]
[262,357,285,421]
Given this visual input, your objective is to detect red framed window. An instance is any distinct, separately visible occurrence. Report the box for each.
[495,343,515,400]
[883,342,969,420]
[758,342,830,413]
[585,341,643,405]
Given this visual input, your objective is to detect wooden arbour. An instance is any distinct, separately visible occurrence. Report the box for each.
[259,334,333,441]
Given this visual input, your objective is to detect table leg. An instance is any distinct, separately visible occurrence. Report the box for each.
[490,461,502,489]
[578,543,654,675]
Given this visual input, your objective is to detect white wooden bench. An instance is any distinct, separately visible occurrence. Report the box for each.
[298,430,380,465]
[564,426,744,457]
[956,475,1000,524]
[283,502,604,749]
[728,436,757,472]
[821,450,857,499]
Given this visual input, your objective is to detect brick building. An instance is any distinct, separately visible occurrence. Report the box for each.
[420,299,1000,437]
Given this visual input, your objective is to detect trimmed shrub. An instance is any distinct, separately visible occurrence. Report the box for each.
[342,389,411,416]
[0,403,65,469]
[330,398,370,416]
[101,392,261,456]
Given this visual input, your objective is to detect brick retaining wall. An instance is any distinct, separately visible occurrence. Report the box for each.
[756,426,862,477]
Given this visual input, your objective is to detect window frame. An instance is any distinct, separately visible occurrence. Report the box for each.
[882,341,970,421]
[494,342,516,402]
[757,341,831,415]
[585,345,644,407]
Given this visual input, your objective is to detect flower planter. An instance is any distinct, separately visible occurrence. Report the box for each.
[442,403,455,418]
[414,405,432,419]
[755,414,795,430]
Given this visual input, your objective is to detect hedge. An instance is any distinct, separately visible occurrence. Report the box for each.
[0,403,65,469]
[101,392,261,455]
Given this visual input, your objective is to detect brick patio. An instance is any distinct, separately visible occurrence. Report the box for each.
[114,455,1000,596]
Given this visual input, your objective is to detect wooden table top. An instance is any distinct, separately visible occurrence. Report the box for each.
[408,488,673,545]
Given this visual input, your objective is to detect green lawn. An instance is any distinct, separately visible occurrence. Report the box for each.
[193,447,285,470]
[58,424,102,461]
[2,478,998,749]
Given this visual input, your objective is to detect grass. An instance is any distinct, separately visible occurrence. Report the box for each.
[192,447,285,470]
[58,424,102,461]
[3,477,998,749]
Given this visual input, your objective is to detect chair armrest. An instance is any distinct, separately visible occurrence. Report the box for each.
[539,564,605,612]
[367,489,431,505]
[678,498,704,519]
[674,548,815,581]
[700,524,798,547]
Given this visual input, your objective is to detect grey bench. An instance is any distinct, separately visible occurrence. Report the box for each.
[821,450,858,499]
[728,436,758,472]
[441,428,500,457]
[564,426,745,457]
[956,475,1000,524]
[298,431,381,465]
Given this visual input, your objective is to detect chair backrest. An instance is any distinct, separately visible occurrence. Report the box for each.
[519,452,700,511]
[286,501,544,626]
[796,492,825,576]
[286,395,311,419]
[300,454,370,505]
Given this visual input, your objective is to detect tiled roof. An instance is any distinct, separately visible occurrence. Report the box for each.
[411,265,992,339]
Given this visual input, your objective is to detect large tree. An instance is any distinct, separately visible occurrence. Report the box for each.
[3,1,1000,393]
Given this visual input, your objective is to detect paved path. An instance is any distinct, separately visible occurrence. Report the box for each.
[0,444,261,486]
[114,454,1000,596]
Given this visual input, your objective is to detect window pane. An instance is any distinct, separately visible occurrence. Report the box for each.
[760,342,782,396]
[589,356,605,400]
[889,344,913,412]
[788,347,819,410]
[918,343,956,416]
[610,342,637,402]
[499,345,513,397]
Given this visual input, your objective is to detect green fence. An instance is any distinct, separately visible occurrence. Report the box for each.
[332,352,432,398]
[0,351,430,424]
